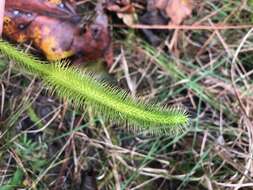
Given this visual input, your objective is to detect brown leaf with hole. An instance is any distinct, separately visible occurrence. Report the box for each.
[3,0,113,67]
[154,0,193,24]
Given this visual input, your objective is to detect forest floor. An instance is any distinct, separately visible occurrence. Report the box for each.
[0,0,253,190]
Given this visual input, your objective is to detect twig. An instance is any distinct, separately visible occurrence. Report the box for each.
[126,24,253,30]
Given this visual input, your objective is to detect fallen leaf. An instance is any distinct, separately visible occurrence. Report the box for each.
[105,0,134,14]
[117,12,135,26]
[6,0,77,19]
[3,0,113,66]
[104,0,135,26]
[154,0,193,24]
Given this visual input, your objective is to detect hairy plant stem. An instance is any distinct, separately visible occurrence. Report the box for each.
[0,40,189,135]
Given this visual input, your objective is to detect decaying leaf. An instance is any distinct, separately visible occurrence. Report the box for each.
[105,0,134,13]
[6,0,77,18]
[104,0,136,26]
[154,0,193,24]
[117,12,135,26]
[3,0,113,66]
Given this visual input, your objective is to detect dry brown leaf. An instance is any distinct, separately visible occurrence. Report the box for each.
[4,0,113,66]
[117,12,135,26]
[154,0,193,24]
[105,0,135,26]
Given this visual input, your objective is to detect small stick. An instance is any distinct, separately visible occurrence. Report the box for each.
[114,23,253,30]
[0,0,5,36]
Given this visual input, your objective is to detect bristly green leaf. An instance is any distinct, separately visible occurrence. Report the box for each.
[0,40,189,135]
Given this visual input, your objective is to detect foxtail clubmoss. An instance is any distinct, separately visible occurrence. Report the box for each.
[0,40,189,135]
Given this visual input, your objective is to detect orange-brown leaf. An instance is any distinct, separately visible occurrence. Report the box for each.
[4,0,113,66]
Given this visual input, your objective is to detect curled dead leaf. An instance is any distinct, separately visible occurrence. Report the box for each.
[3,0,113,66]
